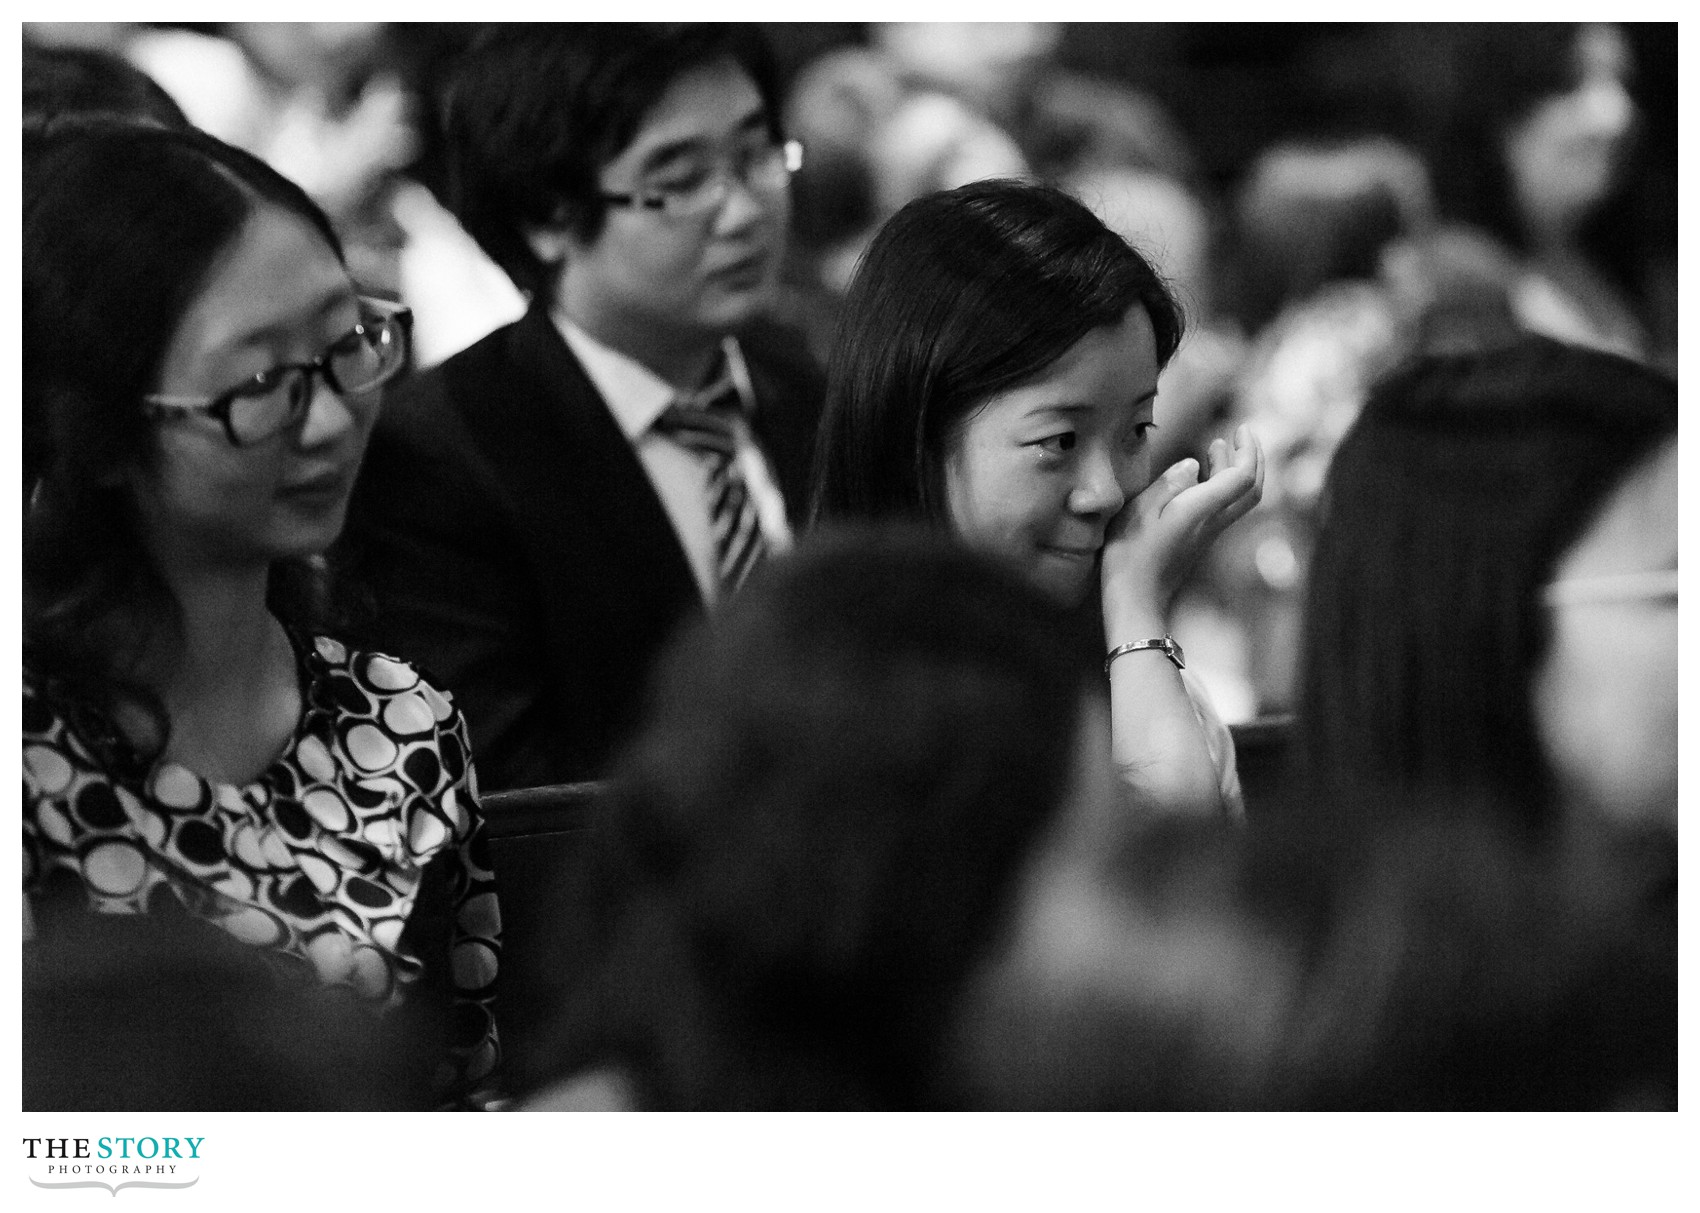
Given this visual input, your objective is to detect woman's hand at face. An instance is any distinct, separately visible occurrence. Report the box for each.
[1102,424,1265,634]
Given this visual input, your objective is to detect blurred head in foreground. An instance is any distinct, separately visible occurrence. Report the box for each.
[1297,337,1675,835]
[548,526,1108,1109]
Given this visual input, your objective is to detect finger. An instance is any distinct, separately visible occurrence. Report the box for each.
[1215,476,1262,531]
[1158,460,1255,530]
[1232,424,1266,501]
[1136,457,1200,518]
[1244,428,1266,501]
[1190,475,1263,552]
[1206,437,1229,479]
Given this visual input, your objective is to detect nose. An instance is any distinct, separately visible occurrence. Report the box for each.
[712,169,782,237]
[295,372,363,448]
[1068,447,1128,519]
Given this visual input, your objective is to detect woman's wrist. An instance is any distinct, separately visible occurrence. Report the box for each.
[1102,595,1169,649]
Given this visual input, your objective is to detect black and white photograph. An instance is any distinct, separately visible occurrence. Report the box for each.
[13,15,1685,1209]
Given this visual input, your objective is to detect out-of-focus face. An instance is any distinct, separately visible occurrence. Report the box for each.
[560,57,791,356]
[1503,23,1636,238]
[132,204,375,572]
[873,21,1060,117]
[944,306,1160,607]
[1531,437,1675,830]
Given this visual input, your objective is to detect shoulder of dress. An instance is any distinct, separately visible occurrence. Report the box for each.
[313,637,466,724]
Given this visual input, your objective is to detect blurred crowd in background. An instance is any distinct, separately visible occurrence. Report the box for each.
[23,20,1678,723]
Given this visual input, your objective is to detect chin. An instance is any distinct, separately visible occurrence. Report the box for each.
[273,509,349,560]
[699,277,779,331]
[1030,562,1094,610]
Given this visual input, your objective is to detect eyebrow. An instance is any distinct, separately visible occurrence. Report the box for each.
[636,107,771,173]
[223,287,357,352]
[1026,391,1158,420]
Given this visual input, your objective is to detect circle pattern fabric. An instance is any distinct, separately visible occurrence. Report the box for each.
[23,633,501,1096]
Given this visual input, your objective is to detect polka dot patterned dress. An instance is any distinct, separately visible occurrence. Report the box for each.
[23,634,501,1100]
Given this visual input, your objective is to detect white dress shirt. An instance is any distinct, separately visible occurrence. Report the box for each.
[555,314,793,606]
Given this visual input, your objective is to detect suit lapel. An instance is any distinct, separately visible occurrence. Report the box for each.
[499,308,704,617]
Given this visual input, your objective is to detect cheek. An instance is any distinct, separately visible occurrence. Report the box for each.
[586,232,694,306]
[143,437,280,525]
[945,446,1048,550]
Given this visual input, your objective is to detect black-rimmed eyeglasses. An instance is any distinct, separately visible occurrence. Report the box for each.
[142,295,411,447]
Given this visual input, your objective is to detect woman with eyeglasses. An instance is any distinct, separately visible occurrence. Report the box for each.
[1296,337,1676,839]
[23,120,499,1107]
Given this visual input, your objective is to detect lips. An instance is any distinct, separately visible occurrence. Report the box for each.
[279,469,352,503]
[707,248,771,282]
[1042,542,1102,561]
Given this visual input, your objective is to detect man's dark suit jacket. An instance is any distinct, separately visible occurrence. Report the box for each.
[341,306,824,792]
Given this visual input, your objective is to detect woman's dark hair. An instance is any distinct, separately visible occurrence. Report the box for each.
[22,41,190,132]
[1296,337,1676,830]
[24,119,345,750]
[1433,23,1632,253]
[437,23,783,306]
[549,526,1096,1109]
[810,178,1186,527]
[1227,138,1433,334]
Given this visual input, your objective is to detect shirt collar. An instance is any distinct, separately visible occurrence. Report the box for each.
[552,312,755,440]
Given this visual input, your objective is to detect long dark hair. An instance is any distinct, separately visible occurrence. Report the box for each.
[548,526,1096,1108]
[1433,24,1637,256]
[810,178,1185,528]
[1296,337,1675,830]
[24,119,346,752]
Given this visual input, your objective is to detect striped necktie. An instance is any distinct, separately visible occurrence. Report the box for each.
[653,380,769,596]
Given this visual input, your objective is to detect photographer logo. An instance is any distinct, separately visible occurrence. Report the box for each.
[22,1136,203,1197]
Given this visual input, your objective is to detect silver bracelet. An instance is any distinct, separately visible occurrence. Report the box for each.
[1104,635,1186,675]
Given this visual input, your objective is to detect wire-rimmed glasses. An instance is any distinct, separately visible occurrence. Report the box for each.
[599,139,804,222]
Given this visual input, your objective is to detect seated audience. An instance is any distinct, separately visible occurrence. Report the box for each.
[812,179,1263,817]
[23,120,499,1106]
[343,24,825,793]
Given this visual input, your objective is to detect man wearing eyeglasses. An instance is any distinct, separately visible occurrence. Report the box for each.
[344,24,823,794]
